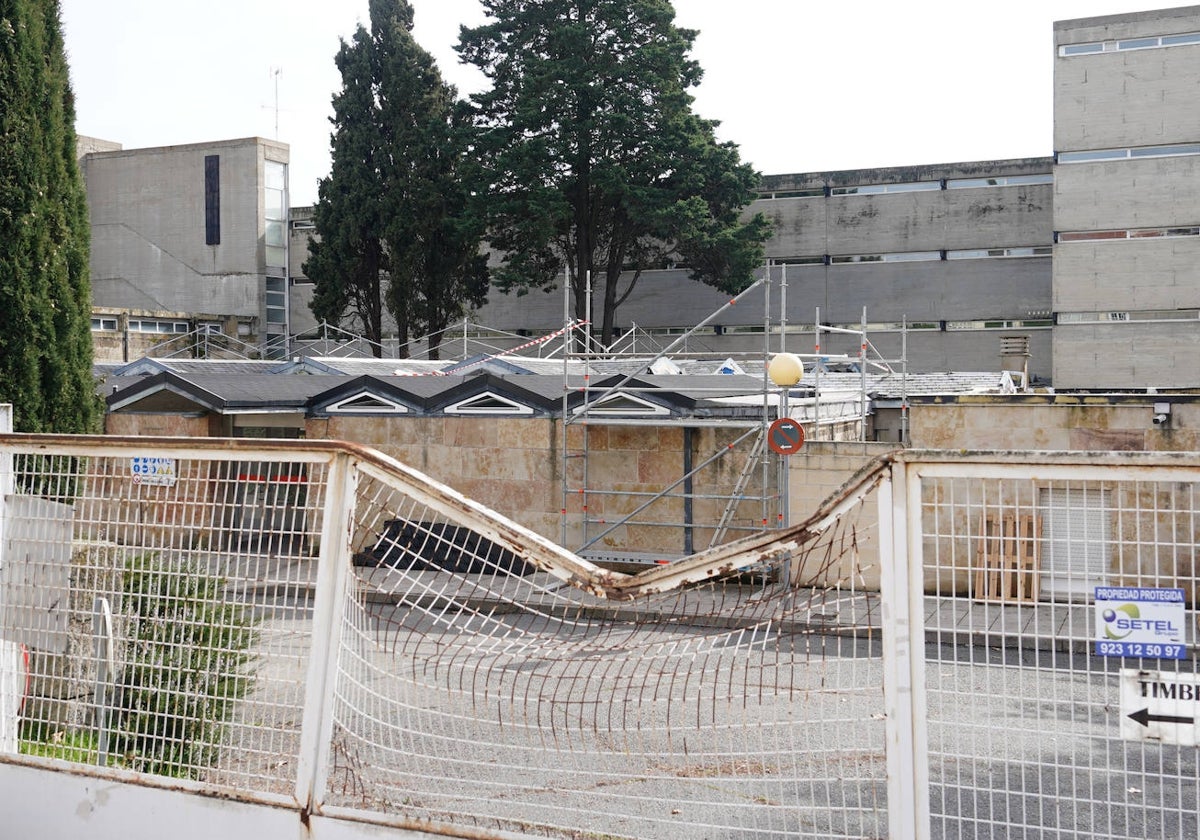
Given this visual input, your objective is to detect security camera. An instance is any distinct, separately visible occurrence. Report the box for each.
[1153,402,1171,427]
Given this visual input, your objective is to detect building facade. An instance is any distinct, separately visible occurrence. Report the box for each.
[81,136,291,360]
[463,157,1056,379]
[462,5,1200,389]
[77,6,1200,390]
[1051,5,1200,388]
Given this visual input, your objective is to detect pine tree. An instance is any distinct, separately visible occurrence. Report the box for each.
[306,0,486,359]
[458,0,772,346]
[0,0,99,433]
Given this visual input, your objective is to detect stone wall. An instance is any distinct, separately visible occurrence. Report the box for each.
[909,396,1200,451]
[305,415,878,560]
[783,442,896,590]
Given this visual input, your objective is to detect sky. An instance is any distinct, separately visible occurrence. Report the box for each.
[59,0,1180,206]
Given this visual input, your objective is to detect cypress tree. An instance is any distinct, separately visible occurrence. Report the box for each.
[306,0,486,359]
[0,0,99,433]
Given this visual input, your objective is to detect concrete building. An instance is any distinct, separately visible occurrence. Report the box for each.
[464,157,1055,380]
[77,6,1200,391]
[460,5,1200,389]
[1051,5,1200,388]
[80,136,291,360]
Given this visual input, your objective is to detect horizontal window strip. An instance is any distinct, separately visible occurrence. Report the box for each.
[830,181,941,196]
[770,256,826,266]
[1058,226,1200,242]
[947,246,1051,260]
[1059,143,1200,163]
[761,173,1055,197]
[759,188,825,199]
[946,174,1052,189]
[945,319,1053,331]
[1059,31,1200,56]
[830,250,942,264]
[1058,309,1200,324]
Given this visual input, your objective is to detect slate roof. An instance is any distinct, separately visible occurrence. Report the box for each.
[108,372,344,413]
[102,353,1016,418]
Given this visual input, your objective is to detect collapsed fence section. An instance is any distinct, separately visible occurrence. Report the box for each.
[0,435,893,839]
[325,454,891,838]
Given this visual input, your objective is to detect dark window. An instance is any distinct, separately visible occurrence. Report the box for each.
[205,155,220,245]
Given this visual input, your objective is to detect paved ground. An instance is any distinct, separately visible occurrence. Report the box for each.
[126,559,1200,839]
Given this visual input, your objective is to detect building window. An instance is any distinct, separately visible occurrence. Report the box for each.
[945,319,1053,330]
[128,320,190,334]
[445,393,535,415]
[1059,31,1200,56]
[328,393,410,414]
[90,317,118,331]
[830,181,941,196]
[770,256,826,266]
[264,160,287,268]
[1061,42,1105,56]
[265,276,287,324]
[947,246,1052,259]
[1058,309,1200,324]
[1058,143,1200,164]
[1057,226,1200,243]
[946,174,1053,189]
[830,250,942,264]
[204,155,220,246]
[758,188,825,200]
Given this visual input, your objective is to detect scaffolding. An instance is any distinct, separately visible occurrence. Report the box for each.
[558,266,908,566]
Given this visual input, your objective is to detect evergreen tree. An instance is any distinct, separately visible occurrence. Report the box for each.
[306,21,387,353]
[307,0,486,359]
[458,0,772,346]
[0,0,100,432]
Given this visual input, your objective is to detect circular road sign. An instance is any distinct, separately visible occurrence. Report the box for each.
[768,417,805,456]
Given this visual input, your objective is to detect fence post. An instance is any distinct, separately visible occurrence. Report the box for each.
[879,457,931,839]
[0,405,14,755]
[294,450,356,815]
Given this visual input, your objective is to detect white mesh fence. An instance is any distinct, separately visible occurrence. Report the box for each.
[0,437,888,839]
[5,438,1196,839]
[327,458,889,838]
[913,457,1200,840]
[0,446,328,793]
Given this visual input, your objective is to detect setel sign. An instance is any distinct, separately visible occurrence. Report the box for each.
[1094,586,1186,659]
[1120,669,1200,746]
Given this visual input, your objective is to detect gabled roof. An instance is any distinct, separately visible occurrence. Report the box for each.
[307,376,431,416]
[107,371,336,414]
[271,357,348,375]
[422,372,564,416]
[441,354,537,376]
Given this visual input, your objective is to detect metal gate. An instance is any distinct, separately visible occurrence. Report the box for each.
[891,452,1200,839]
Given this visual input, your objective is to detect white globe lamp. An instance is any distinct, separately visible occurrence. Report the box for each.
[767,352,804,387]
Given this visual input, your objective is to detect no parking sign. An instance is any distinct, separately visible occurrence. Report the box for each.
[767,418,805,456]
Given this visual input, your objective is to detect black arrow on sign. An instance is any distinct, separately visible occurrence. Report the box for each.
[1128,708,1195,727]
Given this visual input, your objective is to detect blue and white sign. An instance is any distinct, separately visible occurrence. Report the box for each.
[1095,586,1187,659]
[131,456,177,487]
